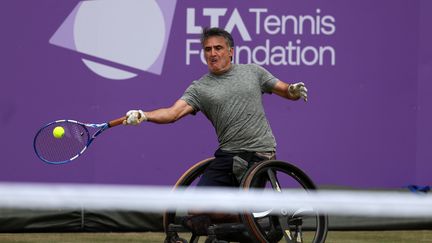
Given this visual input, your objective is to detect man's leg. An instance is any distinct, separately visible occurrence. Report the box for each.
[182,150,241,234]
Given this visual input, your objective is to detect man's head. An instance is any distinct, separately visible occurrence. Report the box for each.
[201,27,234,75]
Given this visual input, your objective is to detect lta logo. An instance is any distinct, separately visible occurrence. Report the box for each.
[49,0,176,80]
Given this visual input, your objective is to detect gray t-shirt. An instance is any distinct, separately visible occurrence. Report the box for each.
[181,64,278,152]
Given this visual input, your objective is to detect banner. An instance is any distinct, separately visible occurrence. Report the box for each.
[1,0,430,188]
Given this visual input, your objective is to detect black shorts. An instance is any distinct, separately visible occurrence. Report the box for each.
[196,149,274,187]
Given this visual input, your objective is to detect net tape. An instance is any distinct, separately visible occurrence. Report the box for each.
[1,183,431,218]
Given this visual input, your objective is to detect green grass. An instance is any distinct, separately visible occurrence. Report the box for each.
[0,231,431,243]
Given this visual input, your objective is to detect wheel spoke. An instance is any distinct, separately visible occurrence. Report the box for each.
[266,169,282,192]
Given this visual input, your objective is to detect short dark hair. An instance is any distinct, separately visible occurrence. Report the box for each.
[200,27,234,48]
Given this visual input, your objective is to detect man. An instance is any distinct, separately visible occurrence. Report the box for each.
[124,27,307,236]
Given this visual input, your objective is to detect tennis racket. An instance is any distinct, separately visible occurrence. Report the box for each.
[33,116,126,164]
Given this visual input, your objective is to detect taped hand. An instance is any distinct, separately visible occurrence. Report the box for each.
[123,110,147,125]
[288,82,308,101]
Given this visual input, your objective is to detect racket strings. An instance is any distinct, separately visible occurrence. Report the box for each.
[34,122,90,163]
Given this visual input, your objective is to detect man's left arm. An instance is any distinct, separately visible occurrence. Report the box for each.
[271,80,308,101]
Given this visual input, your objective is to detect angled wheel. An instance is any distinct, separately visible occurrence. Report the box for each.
[163,157,214,242]
[240,160,328,243]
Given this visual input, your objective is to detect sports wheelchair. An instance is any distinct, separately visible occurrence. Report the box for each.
[164,158,328,243]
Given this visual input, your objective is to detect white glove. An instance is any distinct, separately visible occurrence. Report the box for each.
[288,82,308,101]
[124,110,147,125]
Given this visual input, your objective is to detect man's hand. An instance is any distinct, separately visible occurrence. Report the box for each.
[123,110,147,125]
[288,82,308,101]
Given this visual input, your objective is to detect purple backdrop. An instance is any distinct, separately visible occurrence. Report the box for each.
[1,0,430,188]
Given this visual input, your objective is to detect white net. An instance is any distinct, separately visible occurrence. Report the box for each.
[0,182,431,218]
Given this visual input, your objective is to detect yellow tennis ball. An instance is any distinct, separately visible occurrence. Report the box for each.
[53,126,65,139]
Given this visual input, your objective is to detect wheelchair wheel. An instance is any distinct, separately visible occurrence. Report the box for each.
[240,160,328,243]
[163,157,214,243]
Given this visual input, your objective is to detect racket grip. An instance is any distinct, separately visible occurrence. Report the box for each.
[108,116,127,127]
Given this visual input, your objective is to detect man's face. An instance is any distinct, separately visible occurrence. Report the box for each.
[203,36,233,75]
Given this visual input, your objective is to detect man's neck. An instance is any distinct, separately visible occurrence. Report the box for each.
[210,64,233,76]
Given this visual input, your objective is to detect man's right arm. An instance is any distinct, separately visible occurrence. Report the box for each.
[145,99,195,124]
[124,99,195,125]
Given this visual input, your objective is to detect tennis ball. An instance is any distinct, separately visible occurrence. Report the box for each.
[53,126,65,139]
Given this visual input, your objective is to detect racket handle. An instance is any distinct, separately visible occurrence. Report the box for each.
[108,116,127,127]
